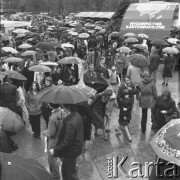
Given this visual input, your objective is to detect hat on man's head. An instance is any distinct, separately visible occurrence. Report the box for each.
[122,89,129,96]
[103,89,113,97]
[45,76,52,82]
[111,66,116,71]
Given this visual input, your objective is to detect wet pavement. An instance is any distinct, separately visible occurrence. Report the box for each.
[12,67,179,180]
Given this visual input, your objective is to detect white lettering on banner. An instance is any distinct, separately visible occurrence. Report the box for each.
[125,22,165,29]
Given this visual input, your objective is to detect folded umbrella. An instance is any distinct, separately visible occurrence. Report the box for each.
[58,57,85,64]
[21,50,37,56]
[36,85,88,104]
[3,57,23,63]
[150,118,180,166]
[18,43,32,49]
[125,37,139,43]
[0,107,24,133]
[2,47,18,54]
[127,54,149,67]
[0,152,53,180]
[163,47,179,55]
[4,70,27,81]
[29,65,51,73]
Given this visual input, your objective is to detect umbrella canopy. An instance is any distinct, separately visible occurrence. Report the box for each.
[79,33,90,39]
[21,50,37,56]
[133,44,147,51]
[36,42,55,51]
[2,47,18,54]
[39,61,58,66]
[109,32,121,37]
[15,34,26,38]
[138,33,149,39]
[68,31,78,36]
[0,152,53,180]
[85,77,109,93]
[162,47,179,55]
[4,70,27,81]
[0,107,24,133]
[118,46,132,53]
[45,38,58,42]
[99,29,106,34]
[0,34,9,41]
[123,32,136,37]
[36,85,88,104]
[29,65,51,73]
[3,57,23,63]
[12,29,30,34]
[27,38,34,42]
[58,27,68,31]
[150,118,180,166]
[18,43,32,49]
[151,39,168,45]
[61,43,75,49]
[94,26,102,30]
[58,57,85,64]
[124,37,139,43]
[167,38,179,45]
[127,54,149,67]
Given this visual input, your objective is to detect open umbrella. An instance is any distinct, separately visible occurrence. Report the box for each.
[36,85,88,104]
[127,54,149,67]
[150,118,180,166]
[167,38,179,45]
[2,47,18,54]
[123,32,136,37]
[99,29,106,34]
[109,32,121,37]
[79,33,90,39]
[18,43,32,49]
[61,43,75,49]
[61,33,72,38]
[94,26,102,30]
[3,57,23,63]
[0,152,53,180]
[0,34,9,41]
[36,42,55,51]
[15,34,26,39]
[151,39,168,45]
[12,29,30,34]
[133,44,147,51]
[21,50,37,56]
[162,47,179,54]
[117,46,132,53]
[4,70,27,81]
[45,38,58,42]
[68,31,78,36]
[29,65,51,73]
[39,61,58,66]
[0,107,24,133]
[58,57,85,64]
[138,33,149,39]
[125,37,139,43]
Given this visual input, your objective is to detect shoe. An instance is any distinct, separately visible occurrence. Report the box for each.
[104,136,108,141]
[162,82,165,86]
[166,83,168,86]
[142,130,146,134]
[105,129,111,133]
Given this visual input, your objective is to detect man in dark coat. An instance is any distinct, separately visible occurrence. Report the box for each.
[49,104,84,180]
[0,75,18,113]
[51,66,63,85]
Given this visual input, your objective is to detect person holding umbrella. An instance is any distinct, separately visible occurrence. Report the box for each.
[162,53,174,86]
[25,81,42,139]
[137,71,157,134]
[90,89,113,140]
[49,104,84,180]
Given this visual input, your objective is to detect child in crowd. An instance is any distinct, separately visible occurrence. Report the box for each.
[116,89,133,143]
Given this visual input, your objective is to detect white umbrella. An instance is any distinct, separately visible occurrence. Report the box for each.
[167,38,179,45]
[21,50,37,56]
[13,29,30,34]
[61,43,75,49]
[18,43,32,49]
[68,31,78,36]
[39,61,58,66]
[2,47,18,54]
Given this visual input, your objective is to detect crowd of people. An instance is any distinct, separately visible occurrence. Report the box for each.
[1,13,180,180]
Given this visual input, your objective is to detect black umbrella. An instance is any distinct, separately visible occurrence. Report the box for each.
[151,39,168,45]
[85,77,108,93]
